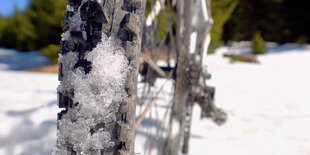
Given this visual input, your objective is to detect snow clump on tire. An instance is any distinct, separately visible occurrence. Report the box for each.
[53,33,129,154]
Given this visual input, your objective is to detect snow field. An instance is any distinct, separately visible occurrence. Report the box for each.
[189,44,310,155]
[0,44,310,154]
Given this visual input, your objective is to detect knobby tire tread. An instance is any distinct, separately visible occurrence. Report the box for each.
[57,0,146,154]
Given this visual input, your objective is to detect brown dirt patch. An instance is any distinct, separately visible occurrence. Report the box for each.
[26,64,58,73]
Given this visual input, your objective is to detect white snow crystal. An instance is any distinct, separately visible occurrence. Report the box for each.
[54,33,129,154]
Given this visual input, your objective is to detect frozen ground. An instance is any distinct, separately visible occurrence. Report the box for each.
[0,44,310,154]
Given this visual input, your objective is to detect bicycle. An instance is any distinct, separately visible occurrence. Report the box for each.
[54,0,226,154]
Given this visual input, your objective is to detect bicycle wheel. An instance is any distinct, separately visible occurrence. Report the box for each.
[54,0,147,154]
[136,0,197,154]
[164,0,196,154]
[137,0,226,155]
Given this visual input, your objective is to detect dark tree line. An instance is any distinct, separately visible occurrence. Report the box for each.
[223,0,310,44]
[0,0,309,58]
[0,0,66,51]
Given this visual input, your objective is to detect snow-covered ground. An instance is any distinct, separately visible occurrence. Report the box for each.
[0,48,50,70]
[0,71,58,155]
[189,44,310,155]
[1,44,310,155]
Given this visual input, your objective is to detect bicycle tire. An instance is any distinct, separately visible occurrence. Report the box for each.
[55,0,146,154]
[163,0,195,154]
[137,0,225,154]
[138,0,199,154]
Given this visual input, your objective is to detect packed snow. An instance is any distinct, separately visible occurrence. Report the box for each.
[0,43,310,155]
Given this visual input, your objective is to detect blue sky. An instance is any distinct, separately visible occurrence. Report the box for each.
[0,0,29,17]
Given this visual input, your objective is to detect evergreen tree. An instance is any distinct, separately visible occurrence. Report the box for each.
[223,0,310,44]
[0,0,66,51]
[0,12,37,51]
[209,0,240,53]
